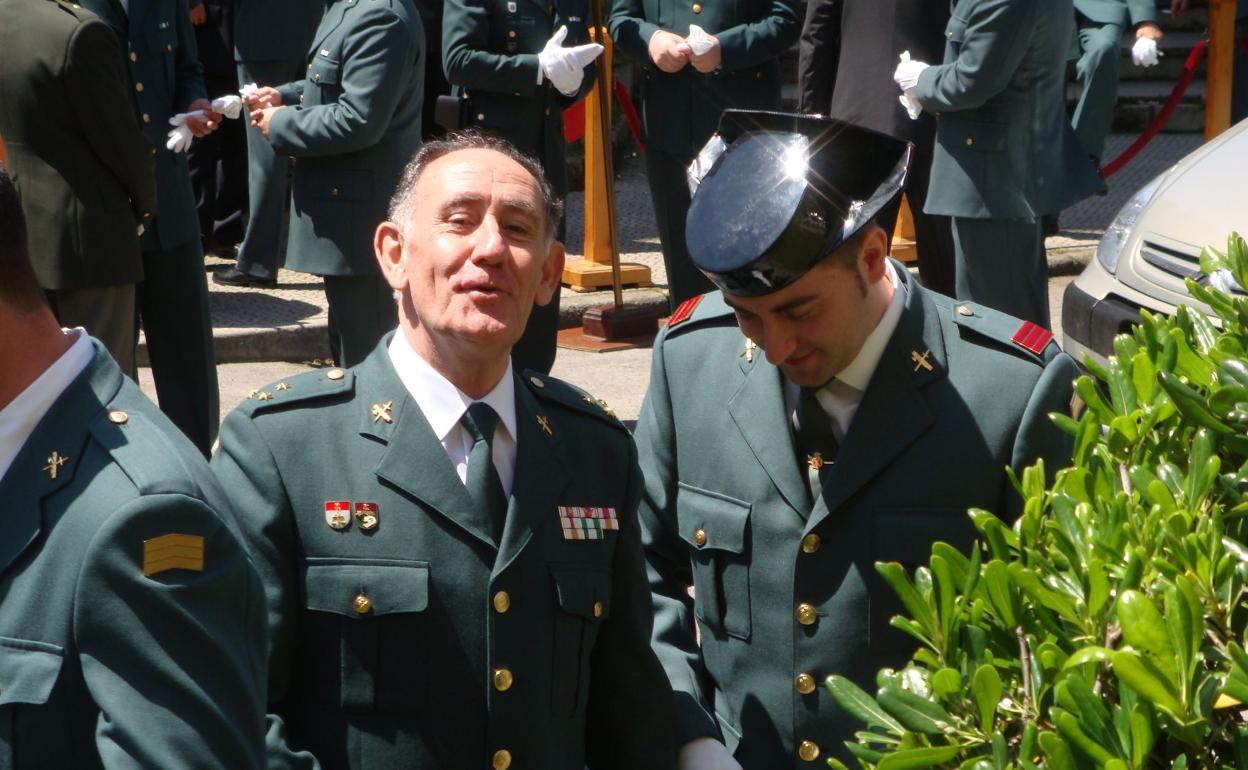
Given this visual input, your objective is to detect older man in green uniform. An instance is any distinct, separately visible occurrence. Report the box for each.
[212,133,676,769]
[246,0,423,368]
[0,169,266,769]
[608,0,800,307]
[77,0,221,457]
[634,111,1078,769]
[895,0,1102,328]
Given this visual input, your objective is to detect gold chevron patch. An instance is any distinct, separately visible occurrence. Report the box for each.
[143,533,205,576]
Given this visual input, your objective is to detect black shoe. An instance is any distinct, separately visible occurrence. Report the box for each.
[213,267,277,289]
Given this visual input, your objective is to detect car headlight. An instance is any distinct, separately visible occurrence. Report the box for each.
[1095,174,1165,275]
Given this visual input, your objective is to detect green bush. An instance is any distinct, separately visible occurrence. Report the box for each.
[828,234,1248,770]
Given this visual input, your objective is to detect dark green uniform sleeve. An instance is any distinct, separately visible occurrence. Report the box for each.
[269,4,417,157]
[714,0,801,72]
[1006,349,1078,519]
[1127,0,1158,27]
[212,410,322,770]
[607,0,662,66]
[173,0,208,111]
[633,331,724,747]
[64,19,156,224]
[73,494,266,769]
[442,0,543,95]
[914,0,1035,113]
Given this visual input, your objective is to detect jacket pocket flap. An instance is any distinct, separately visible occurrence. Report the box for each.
[943,117,1008,152]
[873,509,980,567]
[0,637,64,706]
[308,56,341,86]
[675,483,750,554]
[945,13,967,43]
[304,558,429,617]
[297,167,372,201]
[550,565,610,620]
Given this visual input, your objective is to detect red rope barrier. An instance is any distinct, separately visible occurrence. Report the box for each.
[1100,38,1208,179]
[1239,35,1248,57]
[612,79,645,155]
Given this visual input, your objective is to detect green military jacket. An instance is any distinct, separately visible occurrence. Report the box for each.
[1074,0,1156,27]
[0,0,156,291]
[443,0,593,197]
[634,268,1078,768]
[0,340,266,769]
[211,338,677,770]
[608,0,801,156]
[271,0,423,277]
[78,0,207,252]
[916,0,1103,220]
[233,0,325,62]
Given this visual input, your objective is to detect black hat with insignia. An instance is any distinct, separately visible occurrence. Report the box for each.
[685,110,913,297]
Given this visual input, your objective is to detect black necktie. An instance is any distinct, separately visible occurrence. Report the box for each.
[792,387,839,505]
[461,402,508,543]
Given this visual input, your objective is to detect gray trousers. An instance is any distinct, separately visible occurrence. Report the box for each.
[235,58,307,279]
[47,284,137,375]
[952,216,1048,328]
[645,147,714,309]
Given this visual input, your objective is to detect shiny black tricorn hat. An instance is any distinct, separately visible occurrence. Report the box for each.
[685,110,913,297]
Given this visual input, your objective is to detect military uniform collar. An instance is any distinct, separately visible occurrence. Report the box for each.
[831,260,908,392]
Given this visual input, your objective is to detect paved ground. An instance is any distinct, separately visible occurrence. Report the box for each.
[137,132,1195,424]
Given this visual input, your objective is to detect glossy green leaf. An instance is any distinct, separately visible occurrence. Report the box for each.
[826,675,905,736]
[931,668,961,699]
[1111,651,1187,720]
[876,746,964,770]
[1053,708,1115,765]
[1063,646,1115,670]
[972,664,1002,734]
[1039,732,1077,770]
[877,684,953,736]
[982,560,1016,628]
[1116,590,1178,682]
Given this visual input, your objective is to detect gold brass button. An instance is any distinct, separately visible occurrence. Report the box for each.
[794,673,816,695]
[354,594,372,614]
[801,533,821,554]
[493,668,514,692]
[492,750,512,770]
[330,186,339,197]
[593,601,604,618]
[165,43,172,52]
[965,137,973,147]
[477,112,486,121]
[795,602,817,626]
[326,368,345,380]
[508,29,516,37]
[529,375,544,388]
[493,591,511,613]
[129,51,137,62]
[134,82,144,92]
[693,528,707,547]
[313,73,321,81]
[798,740,820,762]
[308,63,313,70]
[957,304,974,316]
[142,113,151,123]
[692,2,702,11]
[107,410,129,425]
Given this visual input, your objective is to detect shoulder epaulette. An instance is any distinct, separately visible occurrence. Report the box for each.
[950,302,1058,364]
[89,407,200,497]
[522,371,627,431]
[664,292,734,335]
[238,366,355,414]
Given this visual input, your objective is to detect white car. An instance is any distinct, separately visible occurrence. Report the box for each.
[1062,119,1248,365]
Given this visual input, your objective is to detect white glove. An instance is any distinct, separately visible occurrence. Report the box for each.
[1132,36,1161,67]
[212,94,244,119]
[686,24,714,55]
[537,25,603,96]
[678,738,743,770]
[894,51,925,120]
[165,111,201,153]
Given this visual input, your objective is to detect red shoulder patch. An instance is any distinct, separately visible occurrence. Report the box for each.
[1012,321,1054,354]
[667,295,704,328]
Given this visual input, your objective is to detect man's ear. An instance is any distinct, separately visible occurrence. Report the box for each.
[534,240,566,307]
[857,224,890,284]
[374,221,407,290]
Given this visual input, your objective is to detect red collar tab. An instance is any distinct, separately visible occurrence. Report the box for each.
[1012,321,1054,355]
[667,295,704,328]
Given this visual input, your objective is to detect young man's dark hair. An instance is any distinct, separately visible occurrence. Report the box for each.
[0,167,44,310]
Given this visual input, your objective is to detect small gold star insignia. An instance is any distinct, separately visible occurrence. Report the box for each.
[247,389,259,398]
[275,382,291,391]
[596,399,616,418]
[44,451,68,480]
[741,338,757,363]
[256,391,273,401]
[371,400,394,424]
[537,415,553,435]
[911,349,933,373]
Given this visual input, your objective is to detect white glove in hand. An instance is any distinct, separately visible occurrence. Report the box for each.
[1132,36,1161,67]
[212,94,244,119]
[239,82,260,100]
[678,738,743,770]
[165,111,201,153]
[894,51,925,119]
[537,25,603,96]
[686,24,714,55]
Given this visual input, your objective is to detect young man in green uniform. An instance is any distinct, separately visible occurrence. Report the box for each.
[212,133,677,769]
[634,111,1078,769]
[0,169,266,769]
[608,0,801,307]
[246,0,423,367]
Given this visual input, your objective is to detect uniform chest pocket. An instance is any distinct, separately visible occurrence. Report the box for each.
[307,53,342,93]
[303,558,430,715]
[0,637,64,708]
[676,483,751,641]
[550,565,610,717]
[944,13,967,46]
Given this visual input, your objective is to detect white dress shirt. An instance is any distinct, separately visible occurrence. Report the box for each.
[388,333,518,496]
[0,329,93,482]
[785,262,907,440]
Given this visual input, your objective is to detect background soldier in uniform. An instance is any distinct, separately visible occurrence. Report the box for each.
[0,168,266,770]
[634,111,1077,769]
[212,133,676,769]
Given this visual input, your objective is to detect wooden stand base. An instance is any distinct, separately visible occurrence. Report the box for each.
[890,237,917,263]
[582,303,662,342]
[562,259,652,292]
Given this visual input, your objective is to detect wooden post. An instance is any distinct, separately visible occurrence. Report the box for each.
[561,28,652,292]
[890,195,918,263]
[1206,0,1238,141]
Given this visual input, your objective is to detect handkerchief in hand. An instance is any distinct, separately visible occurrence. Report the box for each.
[687,24,714,55]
